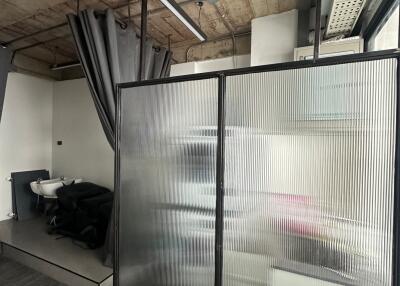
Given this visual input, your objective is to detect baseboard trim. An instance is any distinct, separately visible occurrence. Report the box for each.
[1,242,113,286]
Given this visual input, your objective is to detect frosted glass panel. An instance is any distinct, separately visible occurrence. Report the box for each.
[119,79,218,286]
[223,59,397,286]
[271,268,343,286]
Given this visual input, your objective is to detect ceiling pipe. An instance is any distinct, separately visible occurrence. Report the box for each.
[4,23,68,46]
[14,34,71,53]
[185,31,250,62]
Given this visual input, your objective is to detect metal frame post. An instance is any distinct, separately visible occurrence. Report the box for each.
[139,0,148,81]
[392,5,400,285]
[113,85,122,286]
[215,74,226,286]
[314,0,322,62]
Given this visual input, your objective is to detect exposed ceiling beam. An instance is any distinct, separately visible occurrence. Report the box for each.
[185,30,251,62]
[4,23,67,46]
[211,1,236,34]
[2,0,194,49]
[13,34,71,53]
[1,0,142,47]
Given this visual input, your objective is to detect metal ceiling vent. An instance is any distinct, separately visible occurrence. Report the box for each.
[325,0,367,38]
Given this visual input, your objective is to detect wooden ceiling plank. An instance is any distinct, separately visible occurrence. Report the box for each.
[278,0,298,12]
[266,0,280,14]
[44,43,77,60]
[204,18,232,37]
[162,16,195,42]
[0,1,32,29]
[250,0,269,18]
[99,0,128,7]
[0,29,21,43]
[4,21,69,47]
[148,16,186,43]
[113,1,141,16]
[4,0,66,13]
[217,0,253,29]
[147,0,165,11]
[20,46,72,65]
[0,0,67,29]
[246,0,256,19]
[130,17,168,50]
[212,2,236,33]
[147,24,170,44]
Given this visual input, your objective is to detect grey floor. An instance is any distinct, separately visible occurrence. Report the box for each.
[0,217,113,283]
[0,256,66,286]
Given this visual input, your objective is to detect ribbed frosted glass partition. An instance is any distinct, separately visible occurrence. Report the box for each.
[119,79,218,286]
[223,59,397,286]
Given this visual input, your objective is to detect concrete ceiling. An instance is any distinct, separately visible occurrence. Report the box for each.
[0,0,309,79]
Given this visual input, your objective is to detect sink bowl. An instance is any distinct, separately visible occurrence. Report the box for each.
[30,177,83,198]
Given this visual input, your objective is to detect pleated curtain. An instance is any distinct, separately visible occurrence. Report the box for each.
[0,48,12,122]
[67,8,173,267]
[67,8,172,149]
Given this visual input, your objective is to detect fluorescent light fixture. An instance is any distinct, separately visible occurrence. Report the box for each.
[51,61,81,70]
[160,0,207,42]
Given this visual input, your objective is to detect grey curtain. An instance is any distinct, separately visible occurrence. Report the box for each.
[67,9,172,267]
[67,9,172,149]
[0,48,12,122]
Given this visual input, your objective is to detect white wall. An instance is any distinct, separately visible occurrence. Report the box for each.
[170,62,196,76]
[251,10,298,66]
[52,79,114,190]
[0,73,53,221]
[170,54,251,76]
[196,55,251,73]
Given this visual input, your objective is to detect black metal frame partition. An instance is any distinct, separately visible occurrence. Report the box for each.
[114,48,400,286]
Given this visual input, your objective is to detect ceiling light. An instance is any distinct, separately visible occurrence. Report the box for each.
[51,61,81,71]
[160,0,207,42]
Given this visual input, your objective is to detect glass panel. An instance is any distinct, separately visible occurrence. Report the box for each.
[223,59,397,286]
[119,79,218,286]
[369,5,399,52]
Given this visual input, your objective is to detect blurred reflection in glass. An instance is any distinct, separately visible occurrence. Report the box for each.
[119,79,218,286]
[118,60,396,286]
[223,59,397,286]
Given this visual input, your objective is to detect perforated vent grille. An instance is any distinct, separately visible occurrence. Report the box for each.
[326,0,367,37]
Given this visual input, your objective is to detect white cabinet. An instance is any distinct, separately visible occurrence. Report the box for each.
[294,38,364,61]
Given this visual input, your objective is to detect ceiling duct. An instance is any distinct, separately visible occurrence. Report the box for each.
[325,0,368,38]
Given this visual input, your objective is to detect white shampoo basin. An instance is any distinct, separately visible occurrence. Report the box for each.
[30,177,83,198]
